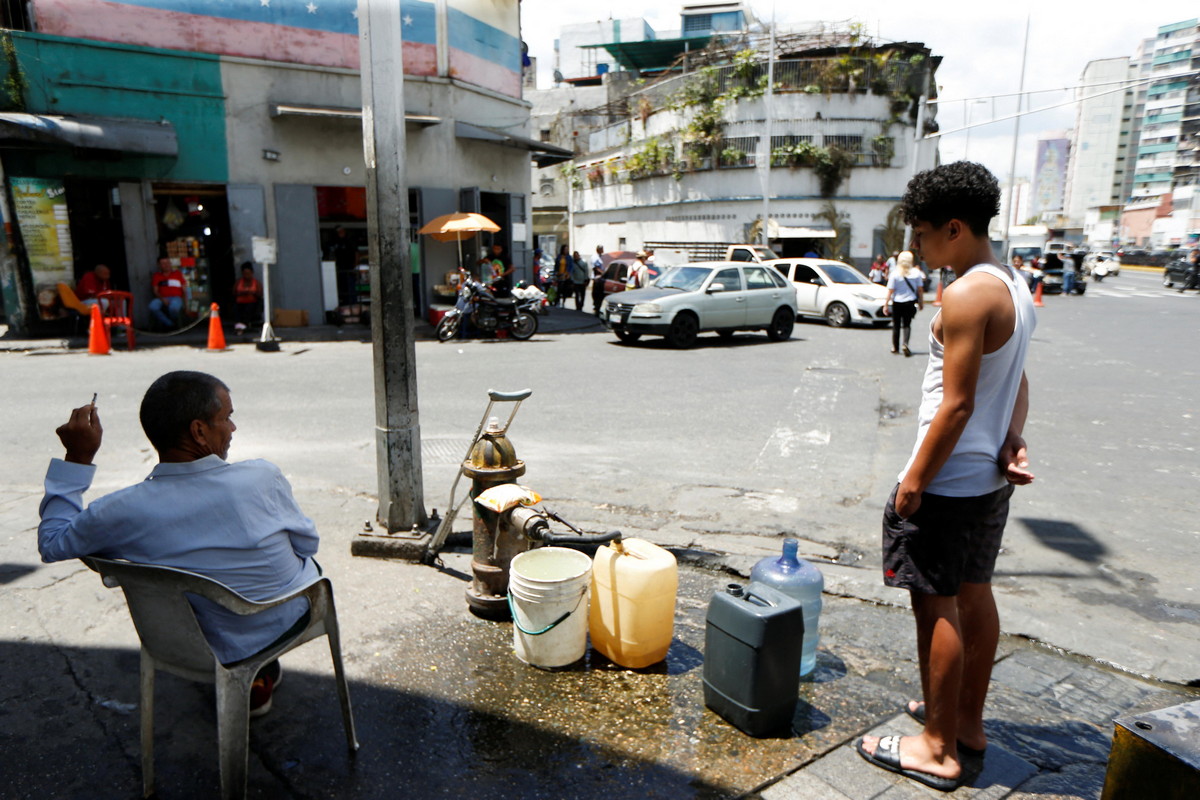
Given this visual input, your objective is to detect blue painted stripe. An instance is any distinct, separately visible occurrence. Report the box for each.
[447,6,520,72]
[110,0,449,51]
[400,0,437,46]
[113,0,359,35]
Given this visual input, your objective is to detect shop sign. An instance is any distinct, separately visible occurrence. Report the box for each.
[10,177,73,320]
[252,236,277,265]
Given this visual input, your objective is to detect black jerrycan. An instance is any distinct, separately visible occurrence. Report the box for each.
[702,582,804,737]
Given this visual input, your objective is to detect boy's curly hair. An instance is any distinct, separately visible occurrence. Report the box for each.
[900,161,1000,236]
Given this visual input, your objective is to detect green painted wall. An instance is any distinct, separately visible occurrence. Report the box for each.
[3,32,227,182]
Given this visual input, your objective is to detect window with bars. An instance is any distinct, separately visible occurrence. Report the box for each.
[824,135,869,165]
[771,134,814,166]
[719,135,759,168]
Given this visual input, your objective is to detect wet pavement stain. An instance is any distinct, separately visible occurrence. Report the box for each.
[353,568,914,798]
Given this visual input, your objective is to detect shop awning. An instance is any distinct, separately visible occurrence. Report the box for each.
[269,103,443,126]
[581,35,712,72]
[0,113,177,156]
[454,121,574,167]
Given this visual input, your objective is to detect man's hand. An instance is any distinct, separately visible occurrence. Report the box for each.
[56,404,103,465]
[1000,433,1034,485]
[895,480,922,518]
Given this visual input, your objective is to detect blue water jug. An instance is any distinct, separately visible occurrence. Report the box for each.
[750,538,824,676]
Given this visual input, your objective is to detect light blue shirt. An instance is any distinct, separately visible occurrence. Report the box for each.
[39,455,320,663]
[886,269,926,303]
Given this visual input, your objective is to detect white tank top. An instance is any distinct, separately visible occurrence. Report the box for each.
[898,263,1036,496]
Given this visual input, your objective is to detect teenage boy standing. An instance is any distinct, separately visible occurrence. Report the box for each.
[857,162,1036,792]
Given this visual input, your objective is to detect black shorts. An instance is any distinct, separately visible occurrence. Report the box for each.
[881,483,1014,596]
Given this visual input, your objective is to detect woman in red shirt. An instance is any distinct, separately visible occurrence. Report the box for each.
[233,263,262,333]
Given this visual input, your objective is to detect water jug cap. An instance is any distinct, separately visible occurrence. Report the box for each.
[725,583,744,597]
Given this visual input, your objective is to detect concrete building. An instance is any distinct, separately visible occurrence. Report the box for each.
[1063,57,1133,244]
[1031,133,1071,225]
[993,178,1032,239]
[0,0,568,336]
[1122,18,1199,248]
[531,8,939,269]
[554,18,656,83]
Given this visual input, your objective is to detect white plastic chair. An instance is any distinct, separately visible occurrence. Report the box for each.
[83,556,359,799]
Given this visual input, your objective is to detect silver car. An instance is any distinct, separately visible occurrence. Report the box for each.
[603,262,798,348]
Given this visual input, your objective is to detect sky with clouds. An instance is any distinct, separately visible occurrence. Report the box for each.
[520,1,1198,184]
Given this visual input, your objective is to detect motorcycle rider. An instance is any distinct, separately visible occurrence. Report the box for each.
[1179,249,1200,293]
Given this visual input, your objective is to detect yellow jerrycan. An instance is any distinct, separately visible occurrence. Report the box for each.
[589,538,678,668]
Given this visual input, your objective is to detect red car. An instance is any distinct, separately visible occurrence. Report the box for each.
[598,256,666,299]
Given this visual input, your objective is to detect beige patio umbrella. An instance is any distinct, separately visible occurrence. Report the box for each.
[418,212,501,270]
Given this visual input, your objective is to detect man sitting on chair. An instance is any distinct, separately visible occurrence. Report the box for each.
[38,370,319,716]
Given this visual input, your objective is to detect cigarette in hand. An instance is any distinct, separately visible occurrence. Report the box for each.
[91,393,97,407]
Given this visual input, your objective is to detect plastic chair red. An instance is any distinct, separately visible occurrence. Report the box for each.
[96,290,135,350]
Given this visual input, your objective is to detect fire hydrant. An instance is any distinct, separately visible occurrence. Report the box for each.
[462,417,528,617]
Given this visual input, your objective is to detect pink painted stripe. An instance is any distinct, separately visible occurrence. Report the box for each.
[403,42,437,78]
[37,0,358,69]
[35,0,506,92]
[449,48,520,98]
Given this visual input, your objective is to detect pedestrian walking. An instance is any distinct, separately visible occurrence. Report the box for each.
[1061,252,1079,295]
[569,250,588,310]
[859,161,1036,793]
[1178,249,1199,292]
[1012,254,1034,289]
[554,245,572,307]
[627,251,649,290]
[869,254,887,285]
[591,245,606,315]
[883,250,925,356]
[885,250,899,273]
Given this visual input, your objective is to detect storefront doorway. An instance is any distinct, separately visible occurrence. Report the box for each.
[316,186,369,309]
[65,179,128,293]
[151,184,234,319]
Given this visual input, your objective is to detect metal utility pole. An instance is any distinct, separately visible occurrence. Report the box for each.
[1001,15,1031,261]
[355,0,428,552]
[758,9,776,248]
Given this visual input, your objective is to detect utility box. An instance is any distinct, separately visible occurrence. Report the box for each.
[1101,700,1200,800]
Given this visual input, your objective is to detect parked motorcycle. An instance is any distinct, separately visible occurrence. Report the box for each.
[436,275,538,341]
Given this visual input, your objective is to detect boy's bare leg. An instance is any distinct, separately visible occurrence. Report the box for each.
[956,581,999,751]
[862,592,962,779]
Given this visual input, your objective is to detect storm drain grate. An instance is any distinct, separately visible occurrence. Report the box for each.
[422,438,473,465]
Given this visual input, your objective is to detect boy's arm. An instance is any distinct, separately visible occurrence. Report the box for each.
[1000,372,1034,485]
[895,283,988,517]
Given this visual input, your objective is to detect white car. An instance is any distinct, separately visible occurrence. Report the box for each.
[765,258,890,327]
[603,262,798,348]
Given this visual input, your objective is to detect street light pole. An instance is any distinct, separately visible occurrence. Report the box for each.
[357,0,428,540]
[1002,15,1031,262]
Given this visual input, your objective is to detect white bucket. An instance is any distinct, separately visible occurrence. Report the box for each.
[508,547,593,669]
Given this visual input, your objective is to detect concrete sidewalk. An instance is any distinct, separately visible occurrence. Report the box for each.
[0,304,607,352]
[3,496,1194,799]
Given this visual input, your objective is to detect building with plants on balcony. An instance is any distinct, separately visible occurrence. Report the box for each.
[532,10,940,268]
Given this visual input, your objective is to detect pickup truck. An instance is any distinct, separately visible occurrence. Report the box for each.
[642,243,780,264]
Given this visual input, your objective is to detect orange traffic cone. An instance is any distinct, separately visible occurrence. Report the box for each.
[1033,281,1044,308]
[932,279,943,307]
[207,303,228,351]
[87,303,110,355]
